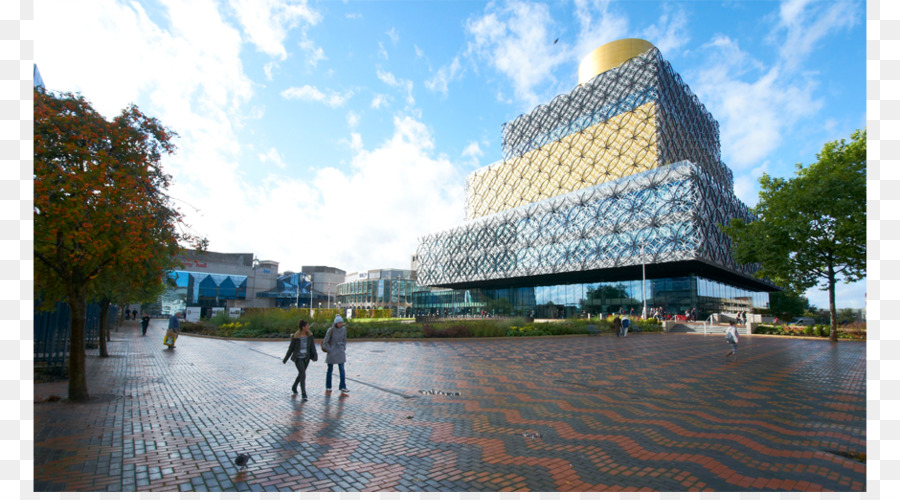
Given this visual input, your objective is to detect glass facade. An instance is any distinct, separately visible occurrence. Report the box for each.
[161,270,248,314]
[256,272,315,308]
[412,275,768,320]
[336,270,427,316]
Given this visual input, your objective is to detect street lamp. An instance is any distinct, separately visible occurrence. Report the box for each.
[641,241,647,320]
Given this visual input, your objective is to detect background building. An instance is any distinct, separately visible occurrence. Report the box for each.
[337,269,423,317]
[414,39,777,320]
[161,250,280,316]
[255,271,313,309]
[301,265,346,310]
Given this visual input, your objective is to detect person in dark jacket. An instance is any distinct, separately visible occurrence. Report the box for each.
[613,315,622,337]
[141,312,151,336]
[283,319,318,399]
[164,312,180,348]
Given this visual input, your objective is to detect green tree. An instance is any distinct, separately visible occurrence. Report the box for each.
[722,129,865,342]
[34,88,195,401]
[767,290,810,321]
[91,257,174,357]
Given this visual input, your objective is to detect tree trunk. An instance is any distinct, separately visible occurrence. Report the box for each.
[66,291,90,402]
[98,297,110,358]
[828,263,838,343]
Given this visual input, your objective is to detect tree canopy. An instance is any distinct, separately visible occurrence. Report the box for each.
[722,129,866,342]
[34,88,196,400]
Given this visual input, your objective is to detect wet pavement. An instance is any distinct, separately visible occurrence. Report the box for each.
[33,320,866,492]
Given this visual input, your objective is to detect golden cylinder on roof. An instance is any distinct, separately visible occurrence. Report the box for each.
[578,38,655,85]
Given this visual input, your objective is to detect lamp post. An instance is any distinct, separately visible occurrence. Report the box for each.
[641,241,647,320]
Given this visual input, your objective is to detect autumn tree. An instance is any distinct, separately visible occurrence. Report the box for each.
[34,88,194,401]
[722,129,866,342]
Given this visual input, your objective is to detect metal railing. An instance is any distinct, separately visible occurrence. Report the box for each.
[34,301,113,375]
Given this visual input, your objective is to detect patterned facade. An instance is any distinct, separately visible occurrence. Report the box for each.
[415,41,775,317]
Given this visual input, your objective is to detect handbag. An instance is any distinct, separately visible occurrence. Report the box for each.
[321,329,330,352]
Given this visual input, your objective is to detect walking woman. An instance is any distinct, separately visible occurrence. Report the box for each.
[322,315,349,395]
[283,319,318,400]
[724,321,739,360]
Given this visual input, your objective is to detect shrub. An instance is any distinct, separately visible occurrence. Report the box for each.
[209,312,231,327]
[178,321,207,333]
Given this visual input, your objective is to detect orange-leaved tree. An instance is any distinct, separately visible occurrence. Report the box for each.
[34,88,197,401]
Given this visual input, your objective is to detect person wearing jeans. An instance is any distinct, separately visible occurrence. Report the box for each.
[322,315,349,395]
[283,319,318,400]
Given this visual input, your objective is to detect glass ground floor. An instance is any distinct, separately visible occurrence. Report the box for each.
[412,274,769,320]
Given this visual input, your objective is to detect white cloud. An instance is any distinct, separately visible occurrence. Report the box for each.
[36,0,254,201]
[733,173,759,208]
[298,38,326,66]
[264,61,278,80]
[772,0,859,70]
[350,132,363,151]
[466,0,569,109]
[371,94,390,109]
[281,85,354,107]
[689,37,822,170]
[640,4,689,56]
[242,115,466,271]
[228,0,322,60]
[572,0,629,65]
[258,147,287,168]
[462,141,483,160]
[377,70,415,106]
[426,57,463,96]
[347,110,361,128]
[461,141,485,169]
[387,27,400,44]
[378,41,389,60]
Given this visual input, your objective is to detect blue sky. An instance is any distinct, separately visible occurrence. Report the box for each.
[34,0,866,310]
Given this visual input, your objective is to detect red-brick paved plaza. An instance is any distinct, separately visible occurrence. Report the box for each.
[33,321,865,492]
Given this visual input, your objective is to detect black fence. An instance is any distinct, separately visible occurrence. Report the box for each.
[34,301,115,375]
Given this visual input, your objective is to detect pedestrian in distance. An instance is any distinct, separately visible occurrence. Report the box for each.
[141,312,150,336]
[613,315,622,337]
[283,319,318,400]
[125,308,131,321]
[164,311,181,349]
[621,316,631,337]
[724,321,739,360]
[322,315,349,395]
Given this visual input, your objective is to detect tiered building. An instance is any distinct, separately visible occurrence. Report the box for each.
[413,39,777,319]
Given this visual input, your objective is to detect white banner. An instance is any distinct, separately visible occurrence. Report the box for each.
[185,307,202,322]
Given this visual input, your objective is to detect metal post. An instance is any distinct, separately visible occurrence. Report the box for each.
[641,242,647,320]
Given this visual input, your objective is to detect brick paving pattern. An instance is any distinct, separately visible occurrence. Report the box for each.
[33,321,866,492]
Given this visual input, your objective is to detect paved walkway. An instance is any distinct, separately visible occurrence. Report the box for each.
[33,321,866,492]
